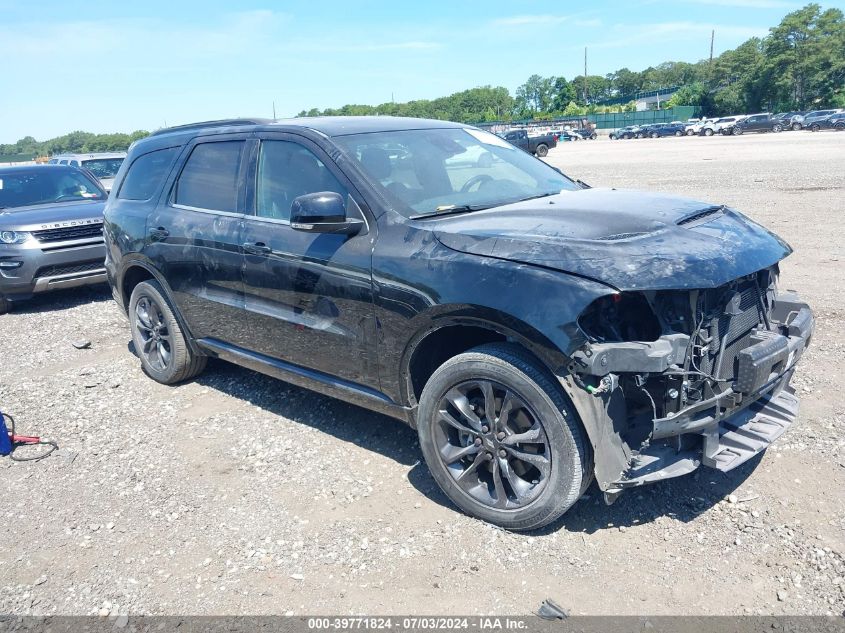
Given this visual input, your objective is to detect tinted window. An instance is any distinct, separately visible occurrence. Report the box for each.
[175,141,244,212]
[0,168,104,208]
[255,141,347,221]
[82,158,125,179]
[118,147,178,201]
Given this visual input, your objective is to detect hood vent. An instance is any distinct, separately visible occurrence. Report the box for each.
[678,205,725,226]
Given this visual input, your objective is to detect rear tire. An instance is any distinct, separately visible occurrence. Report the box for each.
[733,127,743,135]
[703,128,714,136]
[773,124,783,133]
[811,124,820,132]
[792,122,802,131]
[0,297,10,316]
[686,129,695,136]
[675,130,683,137]
[128,280,207,384]
[417,343,592,531]
[535,144,548,157]
[650,132,658,139]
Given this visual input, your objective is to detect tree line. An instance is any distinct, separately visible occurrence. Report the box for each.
[298,3,844,121]
[0,130,149,161]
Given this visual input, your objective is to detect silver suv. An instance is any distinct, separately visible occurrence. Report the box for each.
[0,165,108,314]
[48,152,126,192]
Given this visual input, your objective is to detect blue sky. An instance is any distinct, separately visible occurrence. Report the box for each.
[2,0,843,142]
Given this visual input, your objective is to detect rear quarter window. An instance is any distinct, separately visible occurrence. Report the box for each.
[118,147,179,201]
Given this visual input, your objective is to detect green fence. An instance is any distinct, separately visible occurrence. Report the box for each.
[588,106,700,129]
[0,153,36,164]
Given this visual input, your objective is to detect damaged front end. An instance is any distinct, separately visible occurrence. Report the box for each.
[563,266,813,502]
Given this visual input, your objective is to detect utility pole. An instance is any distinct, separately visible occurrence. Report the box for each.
[272,101,276,120]
[709,30,715,65]
[584,47,588,105]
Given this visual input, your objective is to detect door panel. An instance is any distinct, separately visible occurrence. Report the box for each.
[240,136,378,387]
[144,138,248,343]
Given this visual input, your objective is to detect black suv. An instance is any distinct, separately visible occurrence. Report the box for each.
[732,113,784,135]
[105,117,813,531]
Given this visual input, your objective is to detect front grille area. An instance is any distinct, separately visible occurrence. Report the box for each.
[32,223,103,243]
[699,282,766,381]
[34,259,104,279]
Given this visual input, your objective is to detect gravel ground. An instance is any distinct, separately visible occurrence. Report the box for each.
[1,131,843,617]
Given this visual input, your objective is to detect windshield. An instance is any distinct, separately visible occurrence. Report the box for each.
[335,128,579,217]
[81,157,124,179]
[0,168,105,209]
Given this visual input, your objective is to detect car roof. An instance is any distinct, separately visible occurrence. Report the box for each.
[146,116,469,141]
[51,152,127,159]
[0,164,79,175]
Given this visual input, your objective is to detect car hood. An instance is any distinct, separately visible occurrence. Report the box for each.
[431,188,791,291]
[0,199,106,231]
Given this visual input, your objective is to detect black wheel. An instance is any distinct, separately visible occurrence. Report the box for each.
[792,122,802,131]
[773,124,782,133]
[129,280,206,384]
[590,133,597,140]
[535,144,548,157]
[0,296,10,316]
[703,128,714,136]
[686,129,695,136]
[650,132,658,139]
[417,343,592,531]
[835,123,845,131]
[811,124,820,132]
[733,126,743,135]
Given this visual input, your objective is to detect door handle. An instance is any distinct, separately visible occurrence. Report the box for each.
[243,241,271,255]
[149,226,169,241]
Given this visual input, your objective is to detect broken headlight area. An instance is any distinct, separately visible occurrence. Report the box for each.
[567,266,813,495]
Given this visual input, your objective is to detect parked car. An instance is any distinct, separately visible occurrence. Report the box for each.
[551,130,578,142]
[772,111,806,131]
[793,109,841,130]
[700,116,746,136]
[684,119,713,135]
[634,124,660,139]
[646,123,686,138]
[805,111,845,132]
[731,113,784,135]
[0,165,108,314]
[48,152,127,192]
[609,125,638,140]
[501,129,557,157]
[104,116,813,531]
[571,128,597,140]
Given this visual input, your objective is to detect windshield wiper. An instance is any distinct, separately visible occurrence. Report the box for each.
[515,192,561,203]
[410,204,493,220]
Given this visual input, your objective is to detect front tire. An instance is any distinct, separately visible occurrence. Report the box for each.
[773,124,783,133]
[703,128,714,136]
[417,343,592,531]
[534,144,548,157]
[128,280,207,384]
[810,124,820,132]
[792,122,802,131]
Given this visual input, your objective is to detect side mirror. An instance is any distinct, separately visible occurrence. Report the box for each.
[290,192,363,235]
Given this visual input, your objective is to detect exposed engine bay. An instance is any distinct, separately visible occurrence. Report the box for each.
[567,266,814,497]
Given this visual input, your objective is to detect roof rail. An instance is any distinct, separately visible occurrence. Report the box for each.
[149,118,272,137]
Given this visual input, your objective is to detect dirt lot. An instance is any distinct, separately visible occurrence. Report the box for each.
[1,132,843,617]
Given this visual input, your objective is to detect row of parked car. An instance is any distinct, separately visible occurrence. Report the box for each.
[610,108,845,139]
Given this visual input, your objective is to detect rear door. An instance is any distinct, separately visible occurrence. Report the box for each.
[144,134,249,343]
[239,133,379,386]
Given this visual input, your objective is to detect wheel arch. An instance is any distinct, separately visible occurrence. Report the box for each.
[117,258,202,355]
[401,309,571,409]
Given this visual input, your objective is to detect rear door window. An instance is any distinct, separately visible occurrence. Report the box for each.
[174,141,245,213]
[118,147,179,201]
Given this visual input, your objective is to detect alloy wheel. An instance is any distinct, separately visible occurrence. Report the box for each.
[432,380,551,510]
[134,295,172,371]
